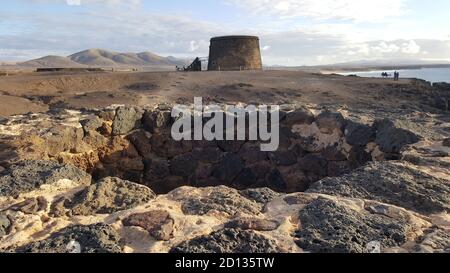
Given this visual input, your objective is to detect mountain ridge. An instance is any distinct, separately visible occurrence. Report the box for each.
[18,49,190,68]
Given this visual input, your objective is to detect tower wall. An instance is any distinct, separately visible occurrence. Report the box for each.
[208,36,262,71]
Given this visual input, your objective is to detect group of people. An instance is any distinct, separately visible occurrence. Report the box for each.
[381,71,400,81]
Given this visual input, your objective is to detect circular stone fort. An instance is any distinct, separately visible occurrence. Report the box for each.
[208,35,262,71]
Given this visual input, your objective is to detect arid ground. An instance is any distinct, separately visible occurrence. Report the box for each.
[0,70,437,116]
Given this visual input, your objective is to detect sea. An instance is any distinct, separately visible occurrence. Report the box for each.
[340,67,450,84]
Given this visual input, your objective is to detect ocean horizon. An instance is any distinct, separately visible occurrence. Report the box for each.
[341,67,450,83]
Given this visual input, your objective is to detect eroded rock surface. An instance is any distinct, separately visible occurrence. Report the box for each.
[122,210,174,241]
[308,161,450,214]
[65,177,156,216]
[170,228,280,253]
[294,198,412,253]
[0,160,91,197]
[0,100,449,253]
[12,224,122,253]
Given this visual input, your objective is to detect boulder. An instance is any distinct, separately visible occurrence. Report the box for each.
[180,187,262,216]
[13,224,122,253]
[0,160,91,197]
[239,188,280,204]
[66,177,155,216]
[374,119,420,154]
[112,106,143,135]
[170,228,279,253]
[345,121,376,146]
[294,198,412,253]
[316,112,346,134]
[122,210,174,241]
[309,161,450,214]
[143,110,172,133]
[284,107,315,126]
[80,116,103,133]
[126,130,152,159]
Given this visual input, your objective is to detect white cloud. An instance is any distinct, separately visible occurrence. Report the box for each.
[66,0,81,5]
[228,0,407,22]
[402,40,421,54]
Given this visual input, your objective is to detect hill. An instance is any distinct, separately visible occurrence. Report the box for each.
[17,49,190,68]
[68,49,188,67]
[19,55,85,68]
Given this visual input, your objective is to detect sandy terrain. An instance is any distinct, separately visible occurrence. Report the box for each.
[0,70,433,117]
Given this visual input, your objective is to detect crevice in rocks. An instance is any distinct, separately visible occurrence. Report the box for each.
[66,104,420,195]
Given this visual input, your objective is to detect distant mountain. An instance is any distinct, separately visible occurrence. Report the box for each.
[18,49,190,68]
[20,55,85,68]
[69,49,189,67]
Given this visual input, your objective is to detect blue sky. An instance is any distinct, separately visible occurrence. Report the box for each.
[1,0,450,65]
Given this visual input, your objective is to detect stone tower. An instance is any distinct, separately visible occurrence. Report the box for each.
[208,36,262,71]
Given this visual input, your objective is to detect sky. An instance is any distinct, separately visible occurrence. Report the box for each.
[1,0,450,65]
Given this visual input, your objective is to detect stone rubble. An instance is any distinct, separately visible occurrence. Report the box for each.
[0,103,448,253]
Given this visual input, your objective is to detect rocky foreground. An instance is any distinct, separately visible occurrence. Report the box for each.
[0,100,449,253]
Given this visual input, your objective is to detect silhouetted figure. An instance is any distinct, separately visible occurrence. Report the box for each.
[394,71,400,81]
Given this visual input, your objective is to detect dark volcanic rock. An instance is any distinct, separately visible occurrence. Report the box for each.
[374,119,420,154]
[224,218,279,231]
[0,160,91,197]
[268,150,297,166]
[297,154,328,176]
[143,110,172,133]
[321,145,347,161]
[316,112,346,134]
[348,146,372,168]
[239,188,280,204]
[284,107,315,126]
[170,228,279,253]
[212,153,245,182]
[265,169,287,191]
[14,224,122,253]
[122,210,174,241]
[144,157,170,181]
[294,198,411,253]
[443,138,450,147]
[308,161,450,214]
[181,187,262,216]
[0,213,11,237]
[233,168,257,188]
[67,177,155,216]
[345,121,376,146]
[80,116,103,133]
[0,116,7,125]
[126,130,152,159]
[112,106,143,135]
[170,153,198,177]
